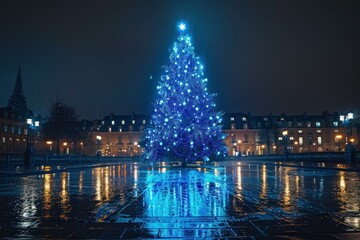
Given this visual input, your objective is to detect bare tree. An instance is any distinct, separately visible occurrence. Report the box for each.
[44,99,80,154]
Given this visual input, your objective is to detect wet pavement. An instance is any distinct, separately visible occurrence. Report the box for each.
[0,160,359,239]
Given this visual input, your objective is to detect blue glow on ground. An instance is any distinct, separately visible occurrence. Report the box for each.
[141,167,229,237]
[144,168,227,217]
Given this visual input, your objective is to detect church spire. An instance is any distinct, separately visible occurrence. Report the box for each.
[7,65,29,114]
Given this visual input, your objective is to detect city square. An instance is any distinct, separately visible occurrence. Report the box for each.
[1,1,360,239]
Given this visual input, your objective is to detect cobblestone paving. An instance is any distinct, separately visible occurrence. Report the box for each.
[0,161,359,239]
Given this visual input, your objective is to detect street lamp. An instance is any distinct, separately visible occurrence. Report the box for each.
[335,135,342,151]
[339,111,355,163]
[46,141,53,152]
[24,118,40,166]
[63,142,69,154]
[282,130,289,159]
[96,135,102,160]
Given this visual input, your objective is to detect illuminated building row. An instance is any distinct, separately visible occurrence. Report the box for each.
[83,112,358,157]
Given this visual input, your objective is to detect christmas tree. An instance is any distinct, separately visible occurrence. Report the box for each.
[144,23,227,165]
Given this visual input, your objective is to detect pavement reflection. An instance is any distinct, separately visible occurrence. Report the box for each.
[0,160,359,239]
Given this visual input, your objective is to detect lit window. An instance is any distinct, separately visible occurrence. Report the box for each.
[317,130,321,133]
[17,128,21,134]
[122,120,125,125]
[142,120,146,125]
[289,136,294,140]
[2,137,5,143]
[11,127,15,133]
[334,129,339,133]
[297,122,303,127]
[111,120,115,125]
[333,121,338,127]
[298,130,303,133]
[278,137,283,141]
[230,117,235,121]
[306,122,311,127]
[316,122,321,127]
[132,120,135,125]
[263,117,268,121]
[317,136,322,145]
[118,126,122,132]
[108,127,112,132]
[231,123,236,130]
[4,126,7,132]
[280,117,284,121]
[102,121,104,125]
[299,137,303,145]
[242,117,247,121]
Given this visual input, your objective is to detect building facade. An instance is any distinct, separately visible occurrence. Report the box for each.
[84,113,150,156]
[0,66,41,154]
[0,108,28,153]
[84,111,358,157]
[223,112,358,156]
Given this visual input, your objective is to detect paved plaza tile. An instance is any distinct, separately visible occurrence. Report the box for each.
[0,161,359,239]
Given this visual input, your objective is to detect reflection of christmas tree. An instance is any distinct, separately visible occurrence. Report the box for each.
[144,23,227,165]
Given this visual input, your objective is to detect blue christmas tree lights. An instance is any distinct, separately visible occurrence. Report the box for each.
[144,22,227,165]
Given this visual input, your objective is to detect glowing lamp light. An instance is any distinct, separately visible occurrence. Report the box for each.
[179,23,186,31]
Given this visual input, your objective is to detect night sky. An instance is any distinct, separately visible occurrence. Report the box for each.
[1,0,359,120]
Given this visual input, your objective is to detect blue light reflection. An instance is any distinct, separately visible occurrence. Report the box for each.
[144,168,228,218]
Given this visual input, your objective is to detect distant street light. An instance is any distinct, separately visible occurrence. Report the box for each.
[63,142,69,154]
[46,141,53,152]
[282,130,289,159]
[96,135,102,160]
[339,111,355,163]
[24,118,40,166]
[335,134,342,152]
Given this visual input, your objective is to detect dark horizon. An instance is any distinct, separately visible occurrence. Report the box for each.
[1,0,359,120]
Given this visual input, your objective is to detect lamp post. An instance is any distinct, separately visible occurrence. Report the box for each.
[340,111,355,163]
[96,135,102,160]
[63,142,68,154]
[335,135,342,152]
[282,130,289,160]
[46,141,53,153]
[24,118,39,166]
